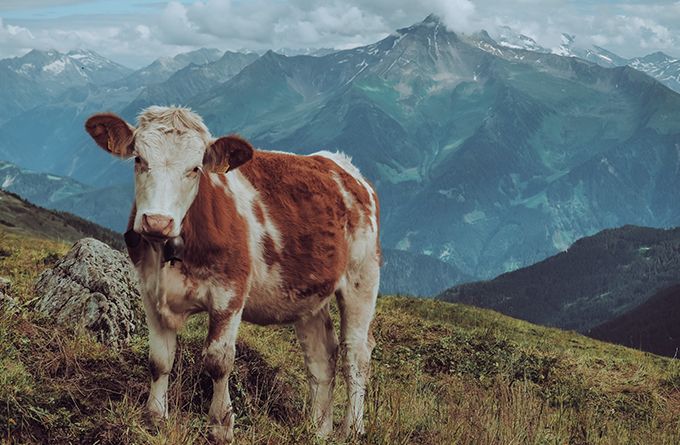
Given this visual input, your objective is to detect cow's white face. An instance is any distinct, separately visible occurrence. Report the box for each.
[85,106,253,240]
[131,126,205,237]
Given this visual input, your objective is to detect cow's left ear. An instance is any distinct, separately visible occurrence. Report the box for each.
[204,135,254,173]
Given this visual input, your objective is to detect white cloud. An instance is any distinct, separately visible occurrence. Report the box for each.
[0,0,678,67]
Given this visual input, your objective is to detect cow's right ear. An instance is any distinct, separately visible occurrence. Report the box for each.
[85,113,135,158]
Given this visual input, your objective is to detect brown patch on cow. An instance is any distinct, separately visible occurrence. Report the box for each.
[181,174,250,287]
[253,201,266,225]
[149,358,163,381]
[370,187,382,265]
[207,310,232,344]
[204,354,228,381]
[240,152,359,301]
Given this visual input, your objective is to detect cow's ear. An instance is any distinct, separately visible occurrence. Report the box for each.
[85,113,135,158]
[204,135,254,173]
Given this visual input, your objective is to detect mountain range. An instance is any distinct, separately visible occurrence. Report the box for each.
[493,28,680,94]
[2,15,680,285]
[438,225,680,332]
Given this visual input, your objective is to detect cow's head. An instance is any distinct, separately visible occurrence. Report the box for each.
[85,106,253,240]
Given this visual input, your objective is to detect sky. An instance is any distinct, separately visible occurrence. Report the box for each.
[0,0,679,68]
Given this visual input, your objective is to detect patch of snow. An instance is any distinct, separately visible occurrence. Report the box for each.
[345,59,368,85]
[2,175,15,188]
[43,58,65,75]
[18,63,34,74]
[463,210,486,224]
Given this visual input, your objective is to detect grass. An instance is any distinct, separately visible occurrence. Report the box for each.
[1,231,680,444]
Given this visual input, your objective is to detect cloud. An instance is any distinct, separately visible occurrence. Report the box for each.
[0,0,678,67]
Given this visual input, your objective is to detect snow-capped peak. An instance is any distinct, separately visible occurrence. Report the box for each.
[496,26,550,53]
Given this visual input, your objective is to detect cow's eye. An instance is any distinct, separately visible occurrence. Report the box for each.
[187,166,201,177]
[134,156,148,172]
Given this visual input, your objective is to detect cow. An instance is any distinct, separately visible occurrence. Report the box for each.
[84,106,380,443]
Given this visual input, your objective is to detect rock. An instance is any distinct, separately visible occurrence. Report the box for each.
[0,276,18,311]
[34,238,142,348]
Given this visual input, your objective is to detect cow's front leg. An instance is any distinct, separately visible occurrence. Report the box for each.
[144,296,178,421]
[204,291,243,444]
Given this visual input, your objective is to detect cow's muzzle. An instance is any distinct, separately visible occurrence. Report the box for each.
[141,213,175,239]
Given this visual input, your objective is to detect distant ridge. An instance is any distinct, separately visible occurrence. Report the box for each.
[437,226,680,332]
[589,283,680,357]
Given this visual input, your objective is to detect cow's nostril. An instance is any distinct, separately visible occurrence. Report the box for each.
[142,213,174,237]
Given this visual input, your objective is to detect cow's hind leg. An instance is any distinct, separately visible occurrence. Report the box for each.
[204,291,243,444]
[337,259,379,437]
[294,304,339,437]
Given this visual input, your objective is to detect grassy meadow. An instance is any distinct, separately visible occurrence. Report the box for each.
[1,230,680,444]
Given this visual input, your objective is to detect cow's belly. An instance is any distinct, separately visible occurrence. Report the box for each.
[243,264,338,326]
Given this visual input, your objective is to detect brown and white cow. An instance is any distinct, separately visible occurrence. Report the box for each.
[84,106,380,443]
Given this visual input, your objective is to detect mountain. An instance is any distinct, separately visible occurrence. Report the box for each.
[0,160,132,232]
[380,249,472,297]
[0,188,122,248]
[0,50,259,187]
[275,48,336,57]
[1,49,131,93]
[437,225,680,332]
[541,33,628,67]
[491,27,680,94]
[589,283,680,357]
[109,47,224,90]
[495,26,550,53]
[0,49,132,123]
[121,51,259,119]
[0,82,138,185]
[628,52,680,94]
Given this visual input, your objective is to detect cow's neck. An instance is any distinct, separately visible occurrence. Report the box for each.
[179,172,249,276]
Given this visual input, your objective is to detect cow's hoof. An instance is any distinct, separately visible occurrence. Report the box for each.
[208,425,234,444]
[340,422,366,440]
[142,409,165,429]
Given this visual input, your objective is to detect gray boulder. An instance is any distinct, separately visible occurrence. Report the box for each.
[0,276,18,310]
[34,238,142,347]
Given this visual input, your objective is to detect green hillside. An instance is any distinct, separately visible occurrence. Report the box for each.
[0,189,123,249]
[1,230,679,444]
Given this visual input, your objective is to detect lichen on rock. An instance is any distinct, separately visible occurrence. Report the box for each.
[34,238,142,347]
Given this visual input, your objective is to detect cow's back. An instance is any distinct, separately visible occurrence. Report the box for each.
[235,150,379,324]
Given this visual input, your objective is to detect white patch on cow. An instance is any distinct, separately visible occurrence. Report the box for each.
[222,171,283,300]
[210,285,237,312]
[316,150,378,232]
[331,171,360,234]
[138,246,207,329]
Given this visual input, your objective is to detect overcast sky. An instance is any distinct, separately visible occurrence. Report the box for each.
[1,0,679,68]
